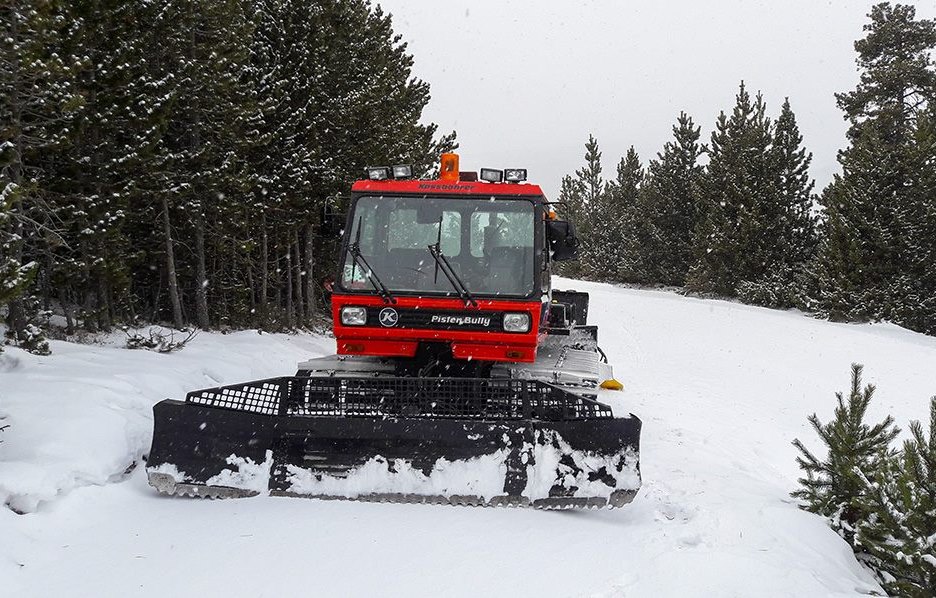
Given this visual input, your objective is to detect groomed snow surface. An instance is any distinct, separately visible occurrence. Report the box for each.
[3,278,935,597]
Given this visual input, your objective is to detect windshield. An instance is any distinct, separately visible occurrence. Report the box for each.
[340,195,537,297]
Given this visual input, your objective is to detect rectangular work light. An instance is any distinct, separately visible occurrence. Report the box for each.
[504,168,527,183]
[365,166,391,181]
[392,164,413,179]
[480,168,504,183]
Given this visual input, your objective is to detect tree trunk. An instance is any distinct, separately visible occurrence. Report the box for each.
[303,224,318,321]
[285,242,295,329]
[63,298,75,335]
[246,261,257,326]
[293,228,303,327]
[194,212,210,329]
[161,196,184,329]
[99,277,112,328]
[260,210,269,323]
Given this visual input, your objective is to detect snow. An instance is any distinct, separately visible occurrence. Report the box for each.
[204,450,274,494]
[3,278,935,596]
[286,452,509,501]
[281,439,639,503]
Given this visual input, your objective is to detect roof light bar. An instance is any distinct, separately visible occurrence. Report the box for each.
[504,168,527,183]
[480,168,504,183]
[365,166,391,181]
[392,164,413,179]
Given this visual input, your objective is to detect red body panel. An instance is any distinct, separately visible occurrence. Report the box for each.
[331,294,543,363]
[351,179,545,198]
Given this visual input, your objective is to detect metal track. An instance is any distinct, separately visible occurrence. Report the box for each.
[148,472,637,510]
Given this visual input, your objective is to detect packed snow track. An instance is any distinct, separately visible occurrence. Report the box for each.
[2,278,934,597]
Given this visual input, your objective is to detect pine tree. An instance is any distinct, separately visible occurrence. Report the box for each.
[573,135,603,278]
[792,364,900,545]
[856,397,936,596]
[633,112,703,285]
[606,147,643,281]
[0,0,77,352]
[558,135,603,278]
[816,4,936,331]
[737,98,818,308]
[554,174,586,278]
[582,147,641,280]
[889,104,936,334]
[0,144,35,322]
[576,133,604,239]
[688,83,774,296]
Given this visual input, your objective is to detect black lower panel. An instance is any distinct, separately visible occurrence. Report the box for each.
[147,399,642,501]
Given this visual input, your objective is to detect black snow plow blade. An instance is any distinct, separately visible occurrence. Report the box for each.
[146,376,641,509]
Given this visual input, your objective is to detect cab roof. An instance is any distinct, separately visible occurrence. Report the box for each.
[351,178,546,199]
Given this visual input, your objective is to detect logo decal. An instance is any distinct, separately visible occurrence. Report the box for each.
[378,307,399,327]
[429,314,492,327]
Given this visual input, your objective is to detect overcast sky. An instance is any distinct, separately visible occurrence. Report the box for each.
[376,0,936,199]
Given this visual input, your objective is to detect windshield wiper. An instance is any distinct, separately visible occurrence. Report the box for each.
[347,218,395,304]
[427,216,477,307]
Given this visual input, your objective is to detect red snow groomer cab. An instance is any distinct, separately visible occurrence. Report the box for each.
[332,153,562,369]
[146,154,642,509]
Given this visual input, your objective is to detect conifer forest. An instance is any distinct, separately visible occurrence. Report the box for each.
[558,4,935,338]
[1,1,934,353]
[1,0,456,352]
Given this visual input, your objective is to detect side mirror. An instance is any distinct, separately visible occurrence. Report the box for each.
[321,206,345,238]
[547,219,579,261]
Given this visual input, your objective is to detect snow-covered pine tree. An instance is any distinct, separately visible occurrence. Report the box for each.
[574,135,604,278]
[0,157,37,354]
[737,98,818,308]
[47,0,155,332]
[160,0,257,330]
[582,147,641,281]
[557,136,603,278]
[856,397,936,597]
[576,134,604,241]
[246,0,455,329]
[816,4,936,332]
[606,147,643,282]
[553,175,586,278]
[0,0,77,352]
[792,364,900,546]
[633,112,703,286]
[889,103,936,335]
[688,82,774,297]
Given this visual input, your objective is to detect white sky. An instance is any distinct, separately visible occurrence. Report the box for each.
[377,0,936,198]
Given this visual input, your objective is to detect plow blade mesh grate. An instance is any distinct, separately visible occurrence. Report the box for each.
[185,376,613,421]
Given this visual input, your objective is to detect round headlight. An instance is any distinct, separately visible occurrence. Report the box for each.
[340,306,367,326]
[503,312,530,333]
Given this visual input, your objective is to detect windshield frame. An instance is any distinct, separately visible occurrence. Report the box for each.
[335,193,545,301]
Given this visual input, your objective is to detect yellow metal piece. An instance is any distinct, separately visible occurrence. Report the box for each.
[440,153,460,182]
[600,378,624,391]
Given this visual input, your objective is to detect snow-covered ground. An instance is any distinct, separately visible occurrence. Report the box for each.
[3,278,934,597]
